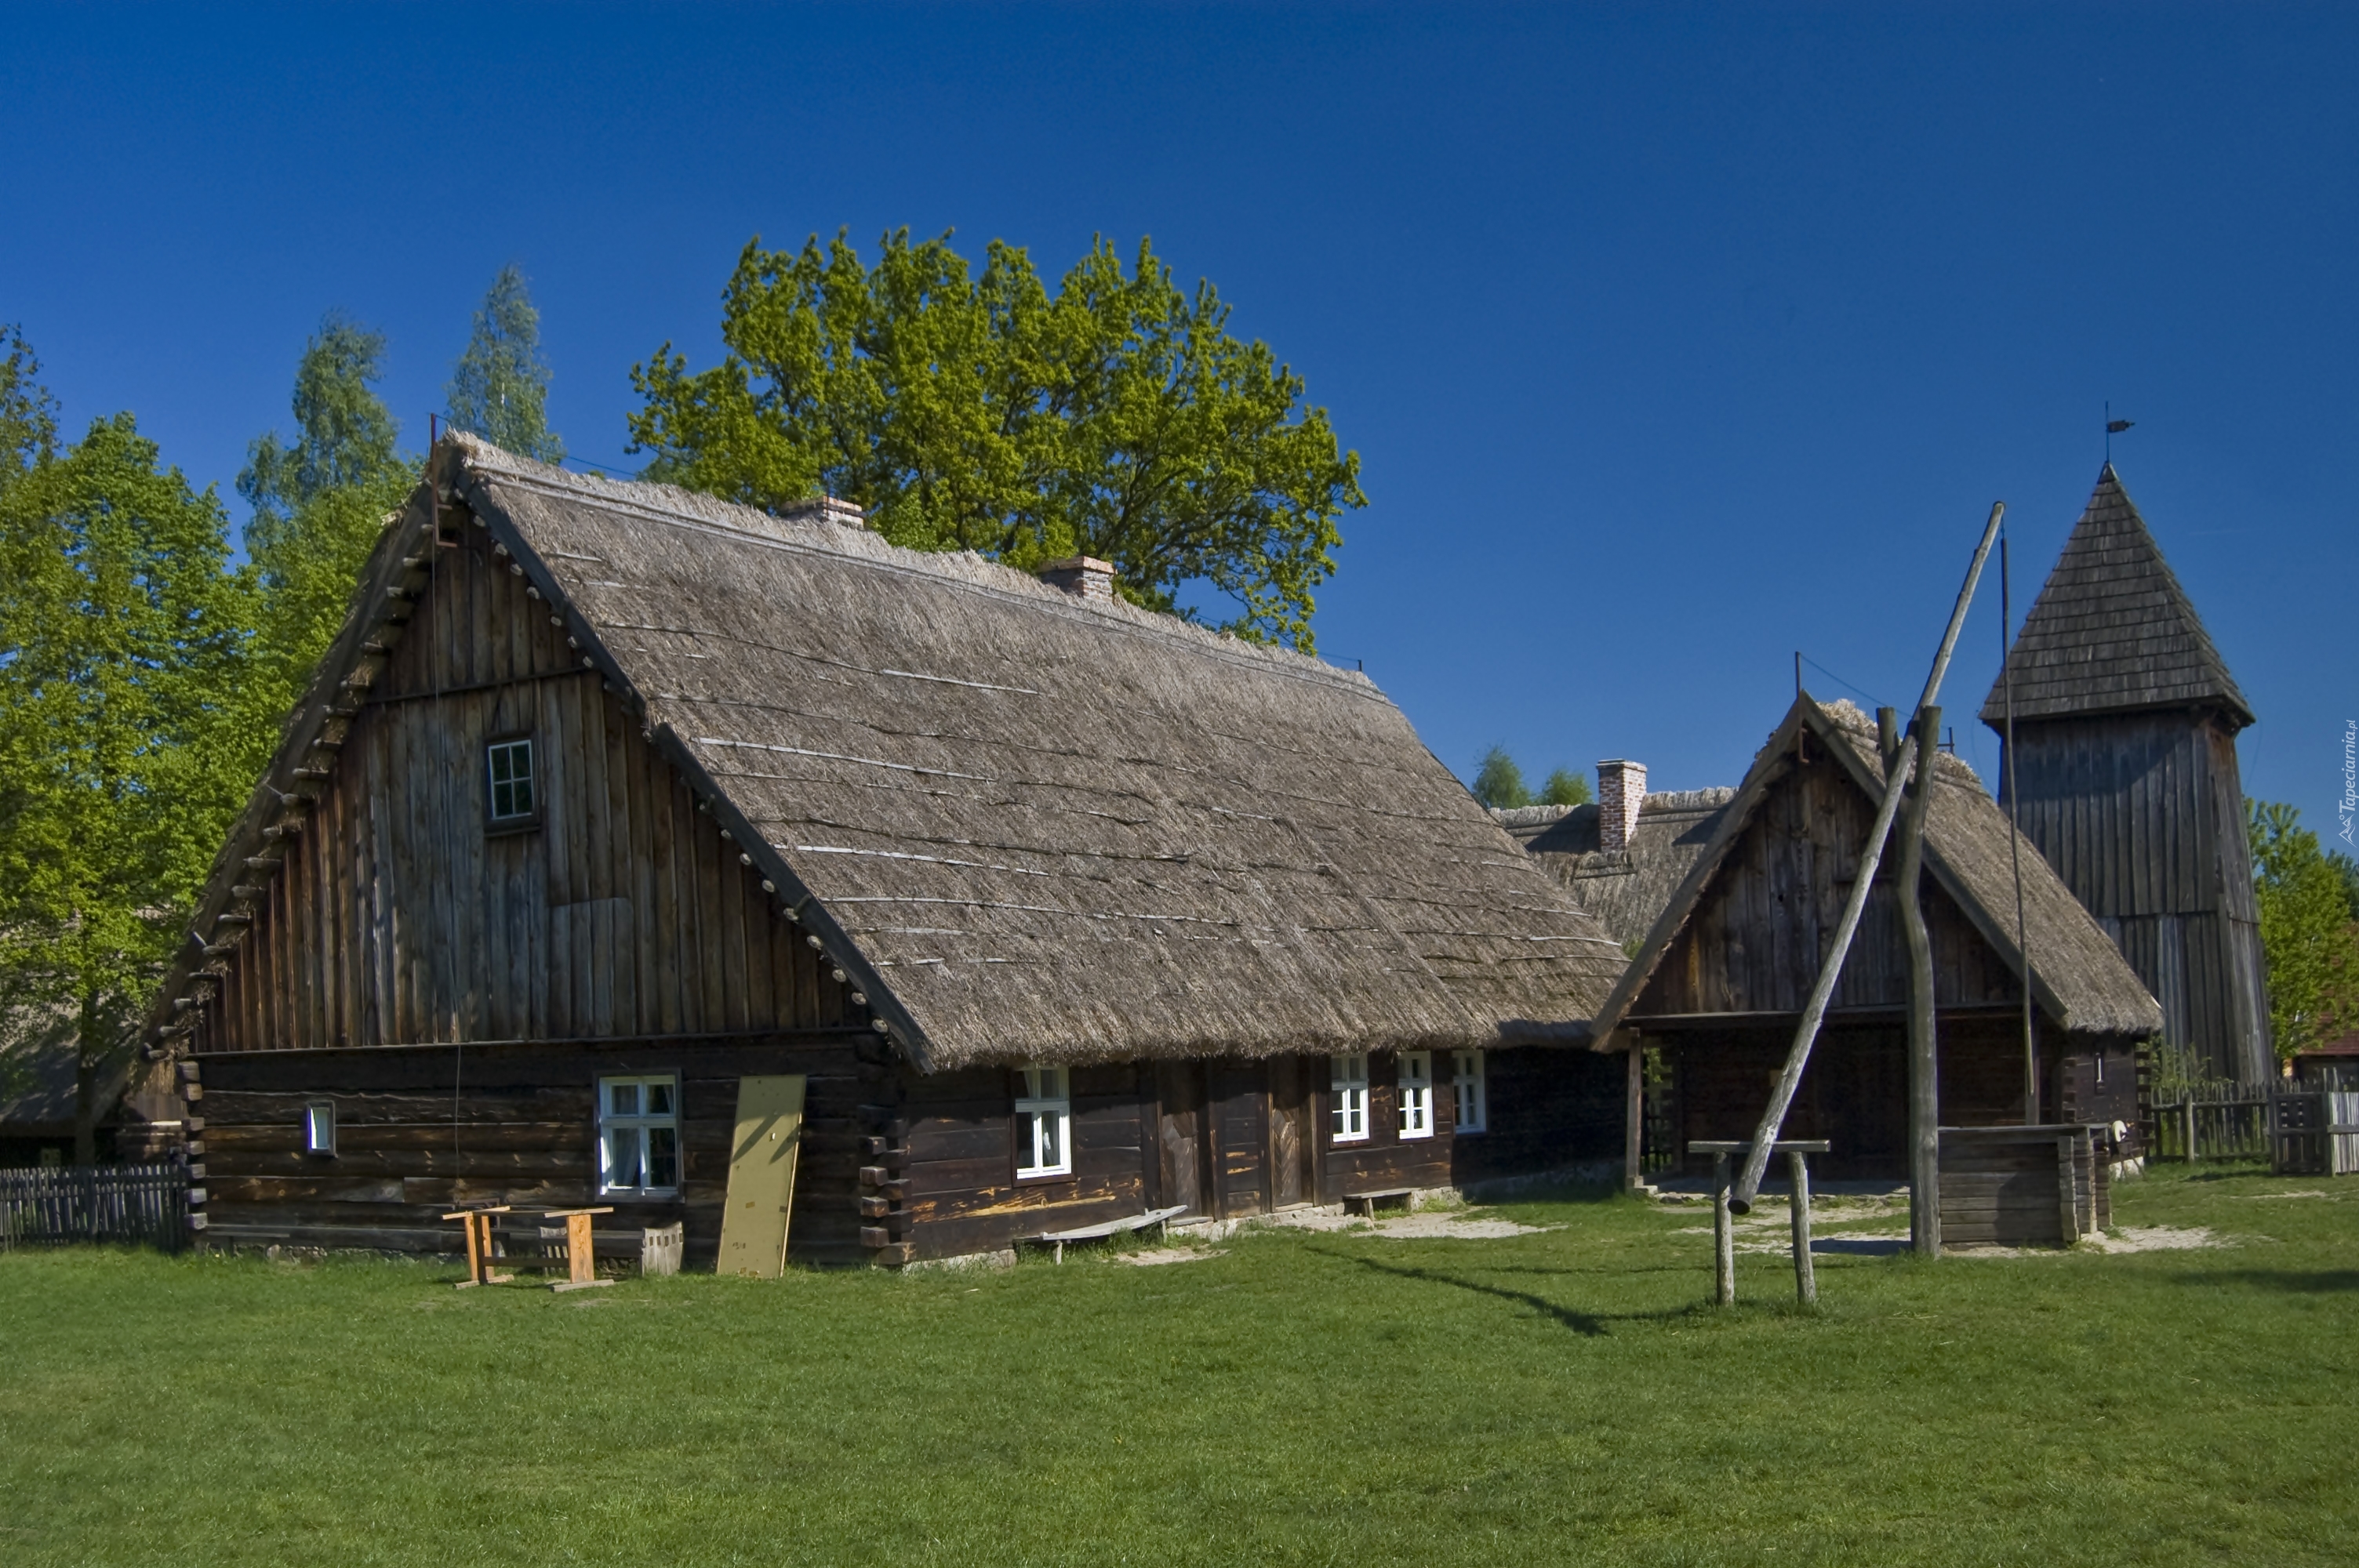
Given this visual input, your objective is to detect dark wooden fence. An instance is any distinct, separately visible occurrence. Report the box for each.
[0,1164,188,1252]
[2147,1086,2359,1176]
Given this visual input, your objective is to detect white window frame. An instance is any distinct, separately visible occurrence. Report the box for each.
[304,1101,336,1156]
[598,1074,681,1198]
[1398,1051,1434,1139]
[1330,1053,1369,1142]
[486,736,537,825]
[1014,1065,1072,1178]
[1452,1050,1488,1135]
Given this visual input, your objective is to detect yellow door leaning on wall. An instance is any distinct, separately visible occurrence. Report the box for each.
[717,1075,805,1278]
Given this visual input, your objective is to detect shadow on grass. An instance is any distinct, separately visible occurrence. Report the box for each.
[1321,1247,1706,1337]
[2177,1269,2359,1293]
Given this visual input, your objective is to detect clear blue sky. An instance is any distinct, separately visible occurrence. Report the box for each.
[6,4,2353,835]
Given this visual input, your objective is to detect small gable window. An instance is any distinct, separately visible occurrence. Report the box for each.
[1330,1054,1369,1142]
[304,1101,336,1156]
[599,1076,680,1197]
[1452,1051,1488,1135]
[1398,1051,1434,1139]
[1014,1065,1071,1178]
[486,737,537,826]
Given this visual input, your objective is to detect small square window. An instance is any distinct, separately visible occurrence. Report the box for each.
[304,1102,336,1156]
[1452,1051,1488,1135]
[1398,1051,1434,1139]
[1014,1065,1072,1178]
[487,737,537,825]
[1330,1054,1369,1142]
[599,1075,680,1196]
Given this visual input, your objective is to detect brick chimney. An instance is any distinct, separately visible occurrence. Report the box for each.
[1598,760,1647,853]
[1039,556,1116,603]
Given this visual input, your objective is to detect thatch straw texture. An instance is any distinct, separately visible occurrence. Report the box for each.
[1497,793,1736,951]
[1584,695,2162,1044]
[440,439,1627,1069]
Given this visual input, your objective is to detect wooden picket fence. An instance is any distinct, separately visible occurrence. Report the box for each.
[0,1163,188,1252]
[2147,1086,2359,1176]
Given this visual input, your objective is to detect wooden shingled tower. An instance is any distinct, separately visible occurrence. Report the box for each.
[1981,463,2270,1083]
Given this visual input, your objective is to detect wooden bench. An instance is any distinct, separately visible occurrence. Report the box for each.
[1022,1206,1190,1263]
[1342,1188,1416,1217]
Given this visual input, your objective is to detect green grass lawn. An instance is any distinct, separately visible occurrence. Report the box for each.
[3,1166,2354,1566]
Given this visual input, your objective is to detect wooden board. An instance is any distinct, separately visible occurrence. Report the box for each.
[717,1074,805,1278]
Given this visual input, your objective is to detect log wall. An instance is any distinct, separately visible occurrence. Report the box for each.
[194,1032,875,1265]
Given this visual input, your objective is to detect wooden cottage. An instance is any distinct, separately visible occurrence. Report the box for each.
[136,436,1632,1267]
[1579,696,2162,1179]
[1981,463,2271,1083]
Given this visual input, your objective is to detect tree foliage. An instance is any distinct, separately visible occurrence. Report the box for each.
[1540,768,1594,807]
[628,230,1363,649]
[0,409,252,1157]
[446,265,564,463]
[2,324,59,482]
[238,314,415,716]
[1471,747,1532,810]
[2248,800,2359,1058]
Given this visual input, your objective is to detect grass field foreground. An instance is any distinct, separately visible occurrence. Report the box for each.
[2,1165,2354,1566]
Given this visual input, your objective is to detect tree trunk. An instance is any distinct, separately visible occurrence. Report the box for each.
[74,985,100,1167]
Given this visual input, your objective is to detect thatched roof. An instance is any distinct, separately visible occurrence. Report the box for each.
[1496,790,1736,950]
[1585,695,2163,1045]
[146,436,1627,1073]
[1979,463,2252,730]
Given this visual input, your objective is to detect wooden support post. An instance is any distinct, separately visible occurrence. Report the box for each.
[1788,1149,1816,1305]
[1713,1152,1735,1306]
[2056,1136,2080,1243]
[1624,1038,1645,1191]
[2186,1098,2199,1163]
[1901,704,1942,1259]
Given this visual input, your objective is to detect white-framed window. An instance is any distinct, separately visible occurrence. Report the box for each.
[1014,1064,1071,1178]
[304,1101,336,1156]
[486,736,536,824]
[1398,1051,1434,1139]
[598,1075,680,1196]
[1452,1050,1488,1135]
[1330,1054,1369,1142]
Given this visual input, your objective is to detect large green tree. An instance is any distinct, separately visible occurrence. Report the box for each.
[2248,800,2359,1058]
[446,264,565,463]
[2,325,58,482]
[628,230,1364,649]
[238,314,415,717]
[0,409,253,1159]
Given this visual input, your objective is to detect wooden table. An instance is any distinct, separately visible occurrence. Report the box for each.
[536,1207,616,1291]
[440,1206,514,1288]
[1687,1141,1830,1306]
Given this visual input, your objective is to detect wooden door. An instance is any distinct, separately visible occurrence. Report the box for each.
[1267,1055,1310,1208]
[717,1074,805,1277]
[1156,1061,1208,1215]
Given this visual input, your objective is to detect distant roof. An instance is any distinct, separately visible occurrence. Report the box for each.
[1980,463,2252,729]
[1496,790,1738,950]
[147,436,1630,1073]
[1584,696,2164,1044]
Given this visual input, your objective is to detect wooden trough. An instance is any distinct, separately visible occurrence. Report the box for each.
[1936,1124,2109,1247]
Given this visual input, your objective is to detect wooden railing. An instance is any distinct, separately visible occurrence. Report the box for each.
[2147,1087,2359,1175]
[0,1164,189,1252]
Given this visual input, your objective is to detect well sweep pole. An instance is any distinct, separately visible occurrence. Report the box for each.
[1730,503,2005,1213]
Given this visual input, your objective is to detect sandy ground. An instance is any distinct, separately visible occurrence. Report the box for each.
[1263,1208,1554,1240]
[1114,1247,1227,1266]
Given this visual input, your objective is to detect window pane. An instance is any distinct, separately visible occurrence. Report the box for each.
[646,1127,678,1189]
[609,1082,639,1116]
[605,1128,643,1189]
[646,1081,674,1116]
[511,777,534,816]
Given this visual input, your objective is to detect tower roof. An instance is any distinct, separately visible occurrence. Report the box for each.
[1981,463,2252,730]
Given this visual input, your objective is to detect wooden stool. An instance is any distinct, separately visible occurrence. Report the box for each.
[539,1207,616,1292]
[1685,1141,1829,1305]
[441,1205,514,1287]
